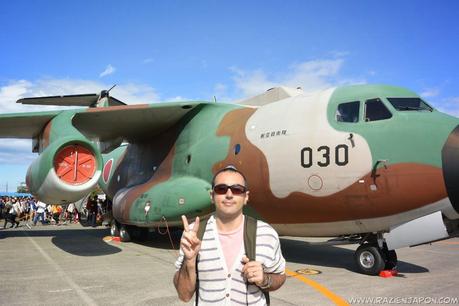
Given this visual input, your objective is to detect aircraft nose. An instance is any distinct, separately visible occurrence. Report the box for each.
[442,125,459,214]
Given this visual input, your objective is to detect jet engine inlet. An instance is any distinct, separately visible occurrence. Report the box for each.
[54,144,97,185]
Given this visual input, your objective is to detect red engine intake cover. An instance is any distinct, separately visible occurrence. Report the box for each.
[54,144,96,185]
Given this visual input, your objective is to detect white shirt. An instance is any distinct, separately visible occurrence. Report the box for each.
[36,201,47,213]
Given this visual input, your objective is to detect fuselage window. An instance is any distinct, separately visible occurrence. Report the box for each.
[365,98,392,122]
[336,101,360,123]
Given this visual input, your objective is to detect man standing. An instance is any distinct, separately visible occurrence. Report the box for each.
[27,197,37,224]
[86,197,98,227]
[33,201,47,225]
[173,166,286,305]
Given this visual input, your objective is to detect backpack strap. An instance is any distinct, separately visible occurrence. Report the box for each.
[195,215,210,305]
[196,215,209,241]
[243,215,270,306]
[243,215,257,261]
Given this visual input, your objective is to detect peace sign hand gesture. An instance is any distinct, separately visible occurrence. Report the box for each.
[180,215,201,262]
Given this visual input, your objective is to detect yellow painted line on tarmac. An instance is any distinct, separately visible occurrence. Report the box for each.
[285,268,349,306]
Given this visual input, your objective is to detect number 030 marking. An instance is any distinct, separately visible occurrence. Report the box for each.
[301,144,349,168]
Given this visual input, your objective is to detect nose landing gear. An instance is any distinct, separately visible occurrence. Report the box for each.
[354,234,398,275]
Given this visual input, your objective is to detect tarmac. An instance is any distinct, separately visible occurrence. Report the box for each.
[0,222,458,306]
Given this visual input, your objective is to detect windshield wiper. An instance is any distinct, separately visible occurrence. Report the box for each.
[398,106,432,112]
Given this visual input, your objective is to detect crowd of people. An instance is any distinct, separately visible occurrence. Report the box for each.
[0,195,111,229]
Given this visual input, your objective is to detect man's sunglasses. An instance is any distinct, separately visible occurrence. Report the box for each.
[213,184,248,195]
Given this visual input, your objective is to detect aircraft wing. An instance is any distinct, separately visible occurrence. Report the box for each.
[72,102,206,141]
[0,110,62,138]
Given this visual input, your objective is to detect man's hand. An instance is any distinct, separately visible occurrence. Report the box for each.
[174,216,201,302]
[180,215,201,262]
[241,255,265,287]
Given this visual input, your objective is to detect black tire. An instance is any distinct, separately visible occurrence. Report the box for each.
[119,224,131,242]
[354,244,386,275]
[110,220,120,237]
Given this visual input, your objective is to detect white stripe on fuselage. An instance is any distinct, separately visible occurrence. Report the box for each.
[245,88,373,197]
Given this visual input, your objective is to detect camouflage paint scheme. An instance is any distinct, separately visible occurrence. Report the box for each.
[1,84,459,238]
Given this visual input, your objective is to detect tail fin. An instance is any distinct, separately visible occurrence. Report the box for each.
[17,90,125,108]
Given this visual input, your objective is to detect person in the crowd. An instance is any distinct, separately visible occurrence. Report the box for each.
[3,198,22,228]
[26,197,37,226]
[33,201,47,226]
[86,197,98,227]
[66,202,75,223]
[0,197,5,220]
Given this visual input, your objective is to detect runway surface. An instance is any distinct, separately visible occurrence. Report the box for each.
[0,223,458,305]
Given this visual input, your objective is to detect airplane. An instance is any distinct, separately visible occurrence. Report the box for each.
[1,84,458,275]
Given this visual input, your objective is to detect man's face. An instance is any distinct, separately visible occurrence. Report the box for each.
[211,171,249,219]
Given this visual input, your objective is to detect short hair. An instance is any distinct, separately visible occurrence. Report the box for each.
[211,165,248,189]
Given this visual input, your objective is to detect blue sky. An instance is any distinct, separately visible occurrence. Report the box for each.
[1,0,459,191]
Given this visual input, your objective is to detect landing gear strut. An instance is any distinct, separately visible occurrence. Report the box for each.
[383,246,398,270]
[354,236,398,275]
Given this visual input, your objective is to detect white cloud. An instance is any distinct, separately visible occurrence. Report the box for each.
[420,88,440,98]
[231,68,277,98]
[0,139,31,152]
[212,83,230,102]
[329,50,350,58]
[99,64,116,78]
[0,139,34,164]
[230,58,365,98]
[214,83,227,94]
[0,138,35,165]
[111,83,159,104]
[367,70,377,76]
[164,96,189,102]
[143,58,154,64]
[433,97,459,117]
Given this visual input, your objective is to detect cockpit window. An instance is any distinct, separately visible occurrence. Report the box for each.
[365,98,392,122]
[387,97,433,112]
[336,101,360,123]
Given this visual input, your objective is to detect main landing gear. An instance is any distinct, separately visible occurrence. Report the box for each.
[110,220,148,242]
[354,234,398,275]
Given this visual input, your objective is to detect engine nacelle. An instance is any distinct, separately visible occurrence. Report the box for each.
[26,137,102,204]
